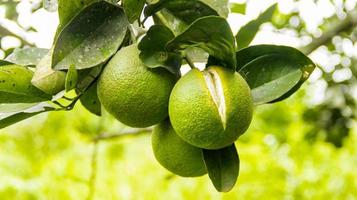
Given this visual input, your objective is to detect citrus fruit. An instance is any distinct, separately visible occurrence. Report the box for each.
[97,44,176,127]
[169,66,253,149]
[152,119,207,177]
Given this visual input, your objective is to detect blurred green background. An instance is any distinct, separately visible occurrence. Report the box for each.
[0,0,357,199]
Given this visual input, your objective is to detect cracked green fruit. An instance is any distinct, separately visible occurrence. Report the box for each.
[97,44,176,127]
[169,66,253,149]
[152,119,207,177]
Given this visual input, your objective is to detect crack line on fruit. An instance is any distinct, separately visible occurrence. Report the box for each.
[203,69,227,130]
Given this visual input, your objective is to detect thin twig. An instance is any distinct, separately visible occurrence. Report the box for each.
[301,11,357,55]
[0,18,33,46]
[52,94,83,111]
[53,101,67,109]
[86,141,99,200]
[62,96,75,101]
[65,94,83,110]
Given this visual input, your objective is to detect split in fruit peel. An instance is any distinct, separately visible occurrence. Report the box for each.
[169,66,253,149]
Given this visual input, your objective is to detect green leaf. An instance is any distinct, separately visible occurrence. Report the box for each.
[230,3,246,14]
[184,47,209,63]
[0,60,14,66]
[167,16,236,69]
[203,144,240,192]
[0,103,54,129]
[202,0,229,17]
[145,0,221,24]
[76,65,103,92]
[31,51,66,95]
[79,82,101,116]
[52,1,129,70]
[0,103,38,113]
[0,65,51,104]
[152,9,188,35]
[138,25,181,75]
[65,65,78,92]
[56,0,97,37]
[123,0,146,23]
[150,0,229,35]
[5,48,49,66]
[236,4,277,49]
[236,45,315,105]
[0,112,46,129]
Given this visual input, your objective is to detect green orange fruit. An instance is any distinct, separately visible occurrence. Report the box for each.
[152,119,207,177]
[169,66,253,149]
[97,44,176,127]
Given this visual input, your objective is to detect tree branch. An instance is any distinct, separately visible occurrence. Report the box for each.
[0,18,34,46]
[301,11,357,55]
[86,141,99,200]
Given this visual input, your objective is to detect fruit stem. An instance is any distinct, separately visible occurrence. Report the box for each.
[184,57,196,69]
[62,96,75,101]
[53,101,67,109]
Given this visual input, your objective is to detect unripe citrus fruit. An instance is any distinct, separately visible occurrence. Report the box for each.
[152,119,207,177]
[97,44,176,127]
[169,66,253,149]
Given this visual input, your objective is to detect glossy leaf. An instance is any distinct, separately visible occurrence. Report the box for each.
[145,0,221,24]
[138,25,181,75]
[76,65,103,93]
[5,48,49,66]
[56,0,97,37]
[236,4,277,49]
[52,1,129,70]
[32,51,66,95]
[123,0,146,23]
[0,102,54,129]
[167,16,236,69]
[236,45,315,105]
[79,82,101,116]
[152,9,188,35]
[203,144,240,192]
[184,47,209,63]
[0,65,51,104]
[202,0,229,17]
[65,65,78,92]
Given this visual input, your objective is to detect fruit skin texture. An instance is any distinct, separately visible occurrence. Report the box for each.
[169,66,253,149]
[152,119,207,177]
[97,44,176,128]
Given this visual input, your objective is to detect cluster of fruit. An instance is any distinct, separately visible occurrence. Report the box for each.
[98,44,253,177]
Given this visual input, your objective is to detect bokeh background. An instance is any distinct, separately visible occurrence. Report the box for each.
[0,0,356,199]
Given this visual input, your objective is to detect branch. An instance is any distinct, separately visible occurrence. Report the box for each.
[86,141,99,200]
[93,128,152,142]
[301,11,357,55]
[0,18,34,46]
